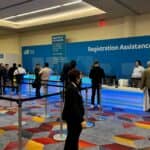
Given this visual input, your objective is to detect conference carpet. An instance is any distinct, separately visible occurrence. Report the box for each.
[0,84,149,150]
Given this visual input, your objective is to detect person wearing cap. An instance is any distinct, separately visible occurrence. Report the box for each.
[141,61,150,112]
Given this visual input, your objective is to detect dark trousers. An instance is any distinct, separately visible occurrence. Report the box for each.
[64,120,82,150]
[35,86,41,97]
[91,85,101,105]
[148,89,150,103]
[16,79,22,94]
[0,78,6,95]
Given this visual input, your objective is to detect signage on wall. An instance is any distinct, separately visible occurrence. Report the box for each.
[52,35,66,57]
[88,43,150,53]
[51,35,66,73]
[22,35,150,78]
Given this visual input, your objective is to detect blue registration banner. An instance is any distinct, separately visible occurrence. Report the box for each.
[22,35,150,78]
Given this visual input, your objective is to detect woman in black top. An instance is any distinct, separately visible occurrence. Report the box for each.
[62,69,85,150]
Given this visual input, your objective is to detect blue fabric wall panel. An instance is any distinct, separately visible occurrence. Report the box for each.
[22,36,150,78]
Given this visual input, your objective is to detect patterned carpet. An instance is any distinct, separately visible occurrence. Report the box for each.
[0,98,149,150]
[0,84,149,150]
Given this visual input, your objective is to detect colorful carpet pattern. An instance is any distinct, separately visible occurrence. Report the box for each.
[0,96,150,150]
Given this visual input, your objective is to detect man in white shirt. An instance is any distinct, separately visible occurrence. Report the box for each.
[39,62,52,95]
[132,65,144,78]
[14,64,26,94]
[131,60,144,87]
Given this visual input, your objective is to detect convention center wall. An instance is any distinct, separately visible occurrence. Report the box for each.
[21,15,150,78]
[1,14,150,76]
[0,34,21,65]
[22,35,150,78]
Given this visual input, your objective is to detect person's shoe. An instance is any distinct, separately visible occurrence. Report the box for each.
[90,104,94,109]
[97,104,101,108]
[146,108,150,112]
[97,105,102,111]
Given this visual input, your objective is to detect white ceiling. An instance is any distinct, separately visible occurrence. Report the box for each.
[0,0,105,29]
[0,0,150,31]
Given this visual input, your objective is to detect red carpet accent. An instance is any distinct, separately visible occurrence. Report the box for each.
[22,116,32,121]
[135,121,150,125]
[122,122,135,128]
[4,142,18,150]
[6,111,16,115]
[102,143,134,150]
[79,140,97,148]
[118,114,138,121]
[50,109,59,112]
[115,134,145,140]
[27,106,43,109]
[32,137,57,145]
[26,128,41,133]
[39,123,53,131]
[4,141,26,150]
[0,125,18,131]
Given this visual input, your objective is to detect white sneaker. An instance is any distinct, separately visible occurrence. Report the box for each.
[97,105,102,111]
[97,104,101,108]
[90,105,94,108]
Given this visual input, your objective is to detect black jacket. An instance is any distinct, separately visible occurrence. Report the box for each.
[62,82,84,123]
[60,63,71,82]
[34,67,41,87]
[89,66,105,85]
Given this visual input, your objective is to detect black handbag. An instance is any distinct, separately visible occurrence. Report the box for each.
[32,80,37,88]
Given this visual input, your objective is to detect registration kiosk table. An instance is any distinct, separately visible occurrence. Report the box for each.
[101,85,149,111]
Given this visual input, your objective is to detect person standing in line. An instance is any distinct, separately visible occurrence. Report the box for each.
[34,64,41,97]
[131,60,144,87]
[14,64,26,94]
[60,60,77,101]
[60,60,77,87]
[39,62,52,95]
[0,63,8,94]
[62,69,86,150]
[4,64,9,83]
[8,63,17,93]
[141,61,150,112]
[89,61,105,108]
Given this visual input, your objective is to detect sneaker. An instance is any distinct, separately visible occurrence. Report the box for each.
[97,105,102,110]
[90,104,94,109]
[97,104,101,108]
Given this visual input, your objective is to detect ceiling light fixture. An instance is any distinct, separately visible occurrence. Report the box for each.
[2,0,83,20]
[62,0,82,6]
